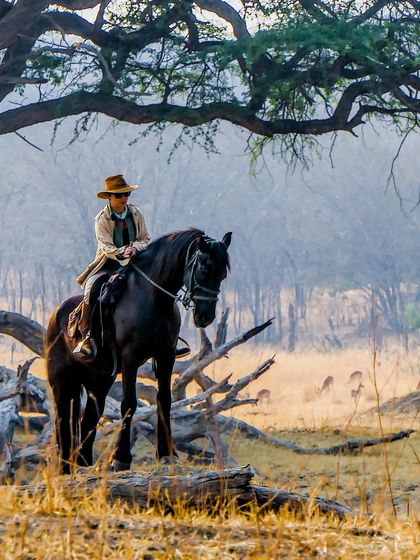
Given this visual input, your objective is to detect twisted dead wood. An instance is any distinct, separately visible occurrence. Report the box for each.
[0,361,51,475]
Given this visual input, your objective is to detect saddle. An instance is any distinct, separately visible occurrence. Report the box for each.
[67,265,191,359]
[68,268,130,340]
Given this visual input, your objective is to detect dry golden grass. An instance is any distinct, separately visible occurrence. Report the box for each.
[0,470,419,560]
[1,340,420,558]
[210,344,420,430]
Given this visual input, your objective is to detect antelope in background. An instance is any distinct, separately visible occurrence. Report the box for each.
[351,382,364,404]
[257,389,271,406]
[315,375,334,395]
[348,370,363,384]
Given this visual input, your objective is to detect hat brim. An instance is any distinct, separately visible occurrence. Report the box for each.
[97,184,138,199]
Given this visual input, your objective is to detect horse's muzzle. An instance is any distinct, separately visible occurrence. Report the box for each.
[193,314,213,328]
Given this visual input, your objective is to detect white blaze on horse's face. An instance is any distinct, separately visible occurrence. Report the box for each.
[190,233,231,328]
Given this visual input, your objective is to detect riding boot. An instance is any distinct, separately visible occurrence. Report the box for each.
[73,303,97,358]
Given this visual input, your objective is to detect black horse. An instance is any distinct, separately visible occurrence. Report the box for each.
[46,228,231,473]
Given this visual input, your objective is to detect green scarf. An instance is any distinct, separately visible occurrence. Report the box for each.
[111,205,137,248]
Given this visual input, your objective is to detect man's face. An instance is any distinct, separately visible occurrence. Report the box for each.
[109,192,131,212]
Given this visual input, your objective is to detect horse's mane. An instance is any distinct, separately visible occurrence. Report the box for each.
[133,228,230,284]
[133,228,201,284]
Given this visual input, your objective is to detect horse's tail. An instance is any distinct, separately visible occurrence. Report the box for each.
[45,305,64,359]
[45,295,83,359]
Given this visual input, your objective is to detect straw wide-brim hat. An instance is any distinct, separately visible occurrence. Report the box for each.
[97,174,139,199]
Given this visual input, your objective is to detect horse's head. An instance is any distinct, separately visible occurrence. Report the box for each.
[184,232,232,328]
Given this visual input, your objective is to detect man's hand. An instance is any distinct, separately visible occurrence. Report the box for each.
[123,246,137,259]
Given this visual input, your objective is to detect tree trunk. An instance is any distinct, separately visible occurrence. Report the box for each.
[288,303,296,352]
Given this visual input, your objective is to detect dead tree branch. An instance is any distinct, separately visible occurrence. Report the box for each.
[172,318,273,400]
[0,311,45,356]
[218,416,416,455]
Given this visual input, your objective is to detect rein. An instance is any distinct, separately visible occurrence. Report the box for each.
[130,239,220,310]
[130,261,187,305]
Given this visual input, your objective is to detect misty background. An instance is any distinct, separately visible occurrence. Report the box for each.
[0,118,419,350]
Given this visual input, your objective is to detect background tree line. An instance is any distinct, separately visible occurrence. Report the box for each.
[0,0,419,351]
[0,117,419,349]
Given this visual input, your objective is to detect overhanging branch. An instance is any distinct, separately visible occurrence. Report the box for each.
[0,88,408,138]
[0,0,419,141]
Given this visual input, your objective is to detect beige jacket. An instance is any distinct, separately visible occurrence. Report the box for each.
[77,203,151,286]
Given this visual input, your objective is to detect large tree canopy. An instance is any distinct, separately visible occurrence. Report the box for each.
[0,0,419,152]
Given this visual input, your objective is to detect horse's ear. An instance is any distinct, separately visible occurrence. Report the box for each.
[221,232,232,248]
[197,235,210,253]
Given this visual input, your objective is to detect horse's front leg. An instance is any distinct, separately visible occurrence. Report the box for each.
[155,351,176,460]
[111,366,138,470]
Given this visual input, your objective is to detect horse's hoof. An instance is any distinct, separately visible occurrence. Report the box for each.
[159,456,183,475]
[160,455,180,465]
[74,465,93,475]
[109,459,131,472]
[138,455,155,465]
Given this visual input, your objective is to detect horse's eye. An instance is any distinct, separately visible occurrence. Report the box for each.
[199,259,212,274]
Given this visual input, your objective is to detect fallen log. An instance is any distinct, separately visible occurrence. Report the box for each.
[20,414,49,432]
[363,390,420,417]
[0,362,50,415]
[22,465,355,519]
[0,359,37,451]
[12,445,42,468]
[218,416,416,455]
[0,360,51,476]
[0,380,20,480]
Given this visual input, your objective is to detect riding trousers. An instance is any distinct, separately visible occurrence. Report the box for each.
[83,259,121,304]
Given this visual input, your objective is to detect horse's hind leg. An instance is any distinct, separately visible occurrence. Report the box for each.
[49,370,81,474]
[79,379,113,467]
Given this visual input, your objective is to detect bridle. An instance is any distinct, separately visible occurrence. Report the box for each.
[130,238,221,310]
[181,240,220,309]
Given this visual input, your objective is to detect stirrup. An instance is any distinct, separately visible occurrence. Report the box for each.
[175,336,190,358]
[73,333,97,358]
[175,346,190,358]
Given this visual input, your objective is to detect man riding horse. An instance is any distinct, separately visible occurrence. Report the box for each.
[73,174,150,358]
